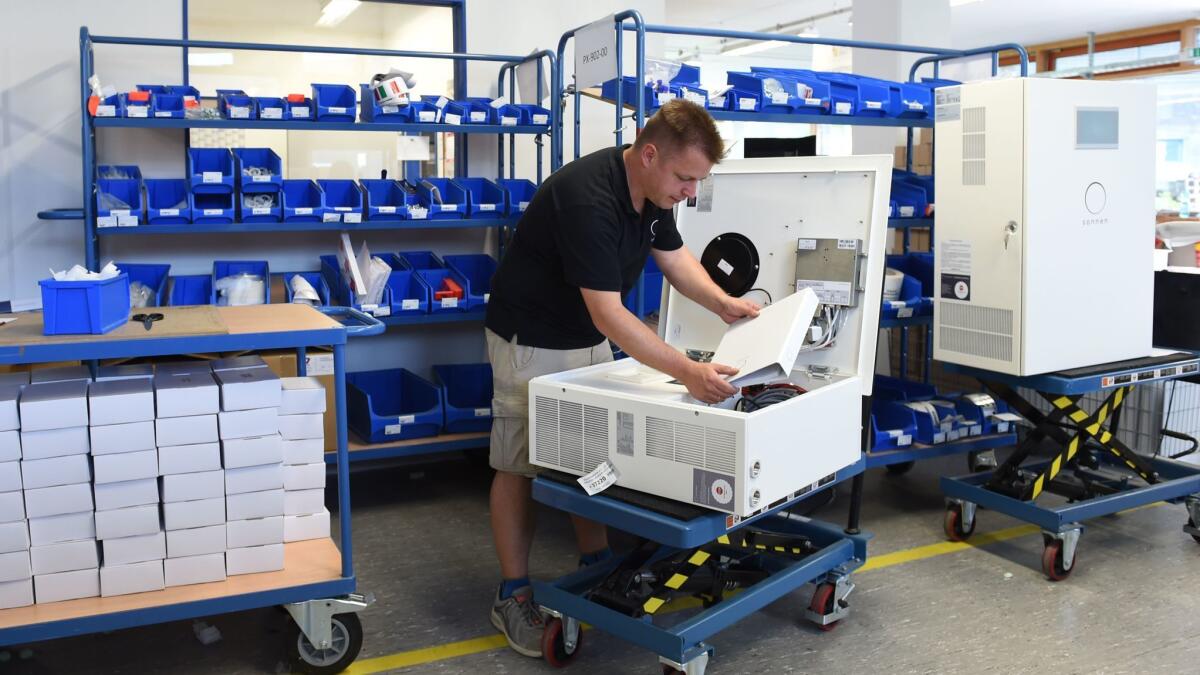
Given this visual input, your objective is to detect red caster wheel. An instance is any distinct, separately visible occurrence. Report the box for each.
[1041,540,1076,581]
[809,582,839,632]
[542,616,582,667]
[944,505,975,542]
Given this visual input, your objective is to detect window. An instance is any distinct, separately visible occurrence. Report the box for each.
[1145,71,1200,213]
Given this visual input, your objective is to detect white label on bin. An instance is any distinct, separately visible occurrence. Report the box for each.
[401,299,419,310]
[203,208,222,216]
[444,113,462,125]
[252,175,270,183]
[295,207,313,215]
[716,258,733,276]
[384,424,403,435]
[440,204,457,212]
[343,212,362,223]
[127,106,148,118]
[518,201,530,211]
[155,111,172,118]
[532,114,548,125]
[372,306,391,317]
[117,214,138,227]
[323,212,341,222]
[112,209,131,217]
[329,106,348,114]
[361,303,378,313]
[480,204,496,212]
[409,206,428,220]
[866,100,883,109]
[483,293,490,303]
[769,92,789,105]
[334,206,351,212]
[397,415,415,425]
[378,206,397,214]
[252,207,270,215]
[804,97,821,106]
[656,92,675,106]
[97,215,117,228]
[382,105,399,114]
[96,105,116,117]
[202,171,222,184]
[469,111,486,122]
[738,97,756,111]
[684,91,706,106]
[474,408,491,417]
[292,107,310,118]
[501,117,518,127]
[897,306,914,318]
[418,110,436,122]
[835,101,851,115]
[262,107,283,119]
[907,101,924,110]
[970,424,983,437]
[440,297,458,309]
[434,96,449,109]
[490,96,508,109]
[899,205,915,217]
[230,106,250,118]
[160,208,179,216]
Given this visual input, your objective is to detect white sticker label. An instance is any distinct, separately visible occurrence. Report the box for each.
[378,205,397,214]
[490,96,508,109]
[329,106,348,114]
[483,292,490,303]
[435,96,449,109]
[480,204,496,212]
[382,105,399,114]
[770,91,789,105]
[993,412,1023,422]
[343,212,362,224]
[440,297,459,309]
[292,107,310,118]
[469,111,486,122]
[577,460,620,496]
[738,97,757,111]
[418,110,436,122]
[532,114,549,125]
[230,106,250,119]
[941,239,972,276]
[716,258,734,276]
[656,92,675,106]
[252,175,270,183]
[797,238,817,251]
[202,171,222,184]
[334,206,351,212]
[252,207,270,215]
[323,212,341,222]
[159,208,179,216]
[474,407,491,417]
[127,106,148,118]
[295,207,313,215]
[112,209,131,217]
[795,279,853,306]
[262,107,283,119]
[835,101,851,115]
[401,298,420,310]
[203,208,222,216]
[362,303,378,313]
[444,113,462,125]
[96,105,116,117]
[518,201,530,211]
[897,306,914,318]
[684,91,706,106]
[97,215,117,228]
[804,97,821,106]
[117,214,139,227]
[155,111,172,118]
[899,205,915,217]
[501,117,518,126]
[397,414,416,425]
[440,204,457,212]
[373,306,392,317]
[970,424,983,437]
[933,432,947,444]
[384,423,404,435]
[409,206,428,220]
[837,239,858,250]
[907,101,924,110]
[898,434,913,447]
[865,100,883,109]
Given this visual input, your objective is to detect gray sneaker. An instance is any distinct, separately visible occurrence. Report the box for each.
[490,585,544,658]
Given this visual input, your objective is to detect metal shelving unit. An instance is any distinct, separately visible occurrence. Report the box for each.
[93,218,515,236]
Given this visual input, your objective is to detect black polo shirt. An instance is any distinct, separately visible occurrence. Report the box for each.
[486,145,683,349]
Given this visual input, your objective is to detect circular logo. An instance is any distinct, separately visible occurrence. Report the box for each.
[954,281,969,300]
[711,479,733,505]
[1084,182,1106,215]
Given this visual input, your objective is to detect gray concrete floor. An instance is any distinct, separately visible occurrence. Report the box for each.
[5,450,1200,674]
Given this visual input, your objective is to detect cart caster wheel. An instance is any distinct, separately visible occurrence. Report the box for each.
[287,612,363,675]
[808,582,839,632]
[1041,540,1075,581]
[943,505,975,542]
[542,617,582,668]
[1188,519,1200,545]
[885,461,915,476]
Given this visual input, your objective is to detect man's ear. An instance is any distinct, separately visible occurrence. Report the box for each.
[640,142,657,167]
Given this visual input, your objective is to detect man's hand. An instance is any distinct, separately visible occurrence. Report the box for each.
[716,295,761,325]
[681,361,739,404]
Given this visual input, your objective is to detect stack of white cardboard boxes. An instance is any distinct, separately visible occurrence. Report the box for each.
[0,372,31,609]
[280,378,329,539]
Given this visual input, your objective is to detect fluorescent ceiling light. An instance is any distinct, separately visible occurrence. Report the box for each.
[317,0,360,28]
[188,52,233,67]
[723,40,791,57]
[798,31,819,38]
[949,0,984,6]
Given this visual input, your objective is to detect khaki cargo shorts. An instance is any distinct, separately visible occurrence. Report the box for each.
[485,328,613,477]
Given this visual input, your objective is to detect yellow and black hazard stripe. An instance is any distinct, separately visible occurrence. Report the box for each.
[641,548,712,616]
[1044,386,1156,481]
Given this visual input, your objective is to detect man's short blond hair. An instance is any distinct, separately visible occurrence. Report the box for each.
[633,98,724,163]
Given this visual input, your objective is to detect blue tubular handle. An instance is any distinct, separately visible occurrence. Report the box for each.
[319,306,385,337]
[38,208,85,220]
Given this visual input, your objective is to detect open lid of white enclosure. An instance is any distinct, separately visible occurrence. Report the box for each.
[659,155,893,396]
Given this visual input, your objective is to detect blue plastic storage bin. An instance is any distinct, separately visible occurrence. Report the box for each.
[814,73,890,116]
[396,250,445,271]
[453,178,505,217]
[890,171,932,218]
[148,93,185,119]
[191,192,235,223]
[96,178,143,227]
[497,179,537,216]
[239,192,282,223]
[432,363,493,433]
[121,91,151,119]
[317,179,364,224]
[144,179,191,225]
[602,64,707,111]
[442,99,490,125]
[283,95,313,121]
[416,268,471,313]
[726,72,796,113]
[623,256,663,315]
[496,104,551,127]
[443,254,497,310]
[211,260,270,305]
[280,180,326,222]
[361,179,422,220]
[885,81,932,118]
[954,396,1014,436]
[116,263,171,307]
[188,148,234,194]
[254,96,285,120]
[217,89,256,120]
[386,269,429,315]
[870,400,917,451]
[746,68,832,113]
[39,273,131,336]
[415,178,466,219]
[319,254,391,315]
[357,84,411,122]
[92,93,123,118]
[311,84,356,121]
[169,275,212,306]
[282,271,332,306]
[232,148,283,194]
[347,368,443,442]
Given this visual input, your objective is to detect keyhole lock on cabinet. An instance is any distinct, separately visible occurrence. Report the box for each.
[1003,221,1018,250]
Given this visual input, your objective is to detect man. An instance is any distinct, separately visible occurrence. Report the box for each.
[484,98,760,657]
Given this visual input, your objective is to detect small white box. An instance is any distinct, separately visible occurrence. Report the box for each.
[28,512,92,547]
[100,559,164,597]
[218,408,279,440]
[156,361,213,377]
[166,524,225,558]
[226,516,284,548]
[283,438,324,466]
[102,530,165,565]
[225,463,283,495]
[210,355,267,372]
[0,430,19,462]
[0,491,24,523]
[21,426,89,460]
[93,449,157,485]
[283,463,325,491]
[159,442,221,475]
[21,454,90,490]
[0,386,18,432]
[0,461,21,493]
[285,488,325,516]
[94,364,154,382]
[25,483,93,519]
[284,508,331,543]
[90,420,155,456]
[161,469,224,503]
[0,550,30,581]
[34,567,99,603]
[154,373,219,418]
[93,477,159,511]
[156,414,218,448]
[164,552,225,587]
[0,578,33,609]
[226,543,284,575]
[0,520,29,552]
[30,366,90,385]
[222,435,282,469]
[227,489,285,520]
[30,539,98,575]
[162,497,224,530]
[19,381,89,431]
[94,504,160,540]
[278,414,323,441]
[215,368,282,412]
[88,379,154,425]
[280,377,326,415]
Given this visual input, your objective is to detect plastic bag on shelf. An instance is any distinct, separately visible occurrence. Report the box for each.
[51,261,121,281]
[214,273,265,306]
[129,281,153,308]
[98,192,132,210]
[362,256,391,307]
[242,193,277,208]
[289,274,320,306]
[99,166,133,180]
[644,59,683,90]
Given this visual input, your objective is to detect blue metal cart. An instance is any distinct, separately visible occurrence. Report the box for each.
[0,304,383,673]
[939,351,1200,581]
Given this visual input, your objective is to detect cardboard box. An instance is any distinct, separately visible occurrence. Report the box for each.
[0,430,18,462]
[211,355,267,372]
[226,516,283,548]
[34,567,99,603]
[21,426,90,460]
[893,141,933,170]
[88,379,154,425]
[283,438,324,466]
[0,550,30,582]
[166,524,225,558]
[30,539,98,575]
[90,420,156,456]
[155,360,213,377]
[94,364,154,382]
[19,381,89,431]
[0,461,20,493]
[25,480,93,516]
[30,365,91,385]
[162,496,224,531]
[217,408,279,440]
[154,373,219,418]
[155,415,218,448]
[164,552,225,587]
[226,542,283,575]
[278,414,323,441]
[28,511,93,547]
[284,508,331,543]
[222,435,282,469]
[102,530,165,566]
[0,578,33,609]
[94,477,159,511]
[0,386,18,433]
[225,463,283,495]
[283,463,325,491]
[100,559,164,597]
[159,442,221,476]
[21,454,90,490]
[0,491,24,523]
[215,368,281,412]
[94,503,160,540]
[0,520,29,553]
[280,377,326,415]
[161,469,224,503]
[93,449,158,485]
[227,489,285,520]
[285,488,325,517]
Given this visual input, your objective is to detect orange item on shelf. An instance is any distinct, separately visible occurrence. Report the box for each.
[287,93,306,103]
[184,99,199,108]
[434,278,463,300]
[87,96,99,116]
[127,90,150,102]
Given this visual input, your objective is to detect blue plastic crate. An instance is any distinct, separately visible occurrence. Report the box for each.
[282,271,332,306]
[232,148,283,194]
[144,179,191,225]
[121,91,151,119]
[347,368,443,442]
[496,104,551,127]
[453,178,505,218]
[386,269,429,315]
[99,165,142,182]
[747,68,832,113]
[890,171,932,218]
[281,180,327,222]
[212,260,270,305]
[415,178,466,219]
[880,268,927,321]
[873,375,936,402]
[190,192,235,223]
[432,363,493,433]
[497,178,537,216]
[169,275,212,306]
[311,84,356,121]
[116,263,171,307]
[317,179,363,225]
[623,256,663,315]
[443,254,497,310]
[396,250,445,271]
[283,95,313,120]
[416,268,471,313]
[39,273,131,335]
[188,148,234,194]
[216,89,256,120]
[870,400,917,451]
[361,179,422,220]
[602,64,707,111]
[239,192,282,223]
[725,72,795,113]
[253,96,285,121]
[96,178,142,228]
[148,93,185,119]
[814,73,890,116]
[442,99,491,125]
[318,254,391,315]
[92,93,124,118]
[886,81,932,118]
[954,396,1015,436]
[357,84,411,122]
